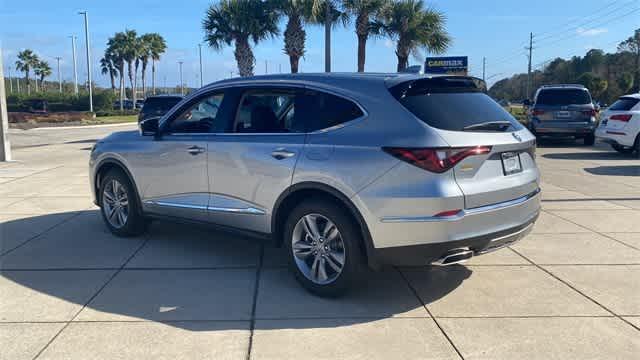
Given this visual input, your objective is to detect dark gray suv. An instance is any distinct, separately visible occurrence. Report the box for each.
[527,84,598,145]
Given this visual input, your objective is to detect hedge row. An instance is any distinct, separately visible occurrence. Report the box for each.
[7,90,117,112]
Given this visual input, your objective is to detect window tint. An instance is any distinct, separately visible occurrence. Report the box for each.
[394,92,522,132]
[142,97,182,115]
[296,91,364,132]
[535,89,591,106]
[168,93,224,133]
[235,91,300,133]
[609,97,639,111]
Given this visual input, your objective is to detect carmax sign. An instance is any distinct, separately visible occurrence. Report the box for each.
[425,56,468,75]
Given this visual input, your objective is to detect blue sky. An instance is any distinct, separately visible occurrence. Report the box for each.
[1,0,638,88]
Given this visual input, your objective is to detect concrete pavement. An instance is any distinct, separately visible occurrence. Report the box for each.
[1,127,639,359]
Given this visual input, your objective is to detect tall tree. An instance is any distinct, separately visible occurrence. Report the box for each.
[33,60,52,91]
[203,0,280,77]
[618,28,640,92]
[142,33,167,95]
[100,52,118,94]
[373,0,450,72]
[121,30,140,106]
[107,32,129,110]
[342,0,386,72]
[277,0,314,73]
[15,49,39,94]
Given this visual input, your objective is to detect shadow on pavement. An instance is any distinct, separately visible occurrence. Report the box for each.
[584,165,640,177]
[542,151,626,160]
[0,211,471,331]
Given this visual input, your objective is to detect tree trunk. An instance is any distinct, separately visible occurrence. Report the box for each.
[128,61,136,109]
[109,71,116,94]
[284,14,305,74]
[141,61,147,98]
[25,72,30,95]
[324,2,331,72]
[396,42,409,72]
[234,37,254,77]
[356,12,368,72]
[152,59,156,95]
[133,60,139,105]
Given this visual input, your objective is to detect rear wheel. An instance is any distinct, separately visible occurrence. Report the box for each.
[634,136,640,159]
[283,199,366,297]
[99,170,147,237]
[583,134,595,146]
[612,143,633,154]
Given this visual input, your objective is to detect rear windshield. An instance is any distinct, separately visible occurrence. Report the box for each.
[535,89,591,106]
[390,77,523,132]
[608,97,639,111]
[143,97,182,113]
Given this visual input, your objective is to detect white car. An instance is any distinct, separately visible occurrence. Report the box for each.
[596,94,640,158]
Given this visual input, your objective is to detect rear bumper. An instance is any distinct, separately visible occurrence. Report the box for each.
[369,189,541,266]
[595,127,635,147]
[532,123,595,137]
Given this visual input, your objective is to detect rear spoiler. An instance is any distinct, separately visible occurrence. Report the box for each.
[388,76,487,100]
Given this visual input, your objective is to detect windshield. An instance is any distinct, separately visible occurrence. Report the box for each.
[142,97,183,114]
[536,89,591,106]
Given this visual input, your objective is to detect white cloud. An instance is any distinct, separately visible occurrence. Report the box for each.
[576,27,608,37]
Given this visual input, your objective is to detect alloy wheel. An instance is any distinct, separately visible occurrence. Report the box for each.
[102,179,129,229]
[291,213,346,285]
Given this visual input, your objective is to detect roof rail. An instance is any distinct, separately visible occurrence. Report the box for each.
[540,84,586,89]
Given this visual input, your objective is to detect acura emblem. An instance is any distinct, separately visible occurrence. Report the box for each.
[512,133,522,142]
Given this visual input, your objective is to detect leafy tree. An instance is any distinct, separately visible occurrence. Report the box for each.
[144,33,167,95]
[203,0,280,77]
[616,73,634,94]
[15,49,39,94]
[577,72,607,99]
[372,0,450,72]
[277,0,314,73]
[617,28,640,92]
[342,0,386,72]
[34,60,52,91]
[100,52,118,94]
[106,32,131,110]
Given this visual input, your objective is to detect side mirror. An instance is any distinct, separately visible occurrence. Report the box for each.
[523,99,531,107]
[139,117,160,136]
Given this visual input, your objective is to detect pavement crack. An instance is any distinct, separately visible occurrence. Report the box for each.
[246,244,265,360]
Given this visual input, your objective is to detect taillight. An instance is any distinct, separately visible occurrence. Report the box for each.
[383,146,492,173]
[610,114,632,122]
[582,109,597,117]
[532,109,545,116]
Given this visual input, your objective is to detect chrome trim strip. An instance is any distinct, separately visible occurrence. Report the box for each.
[380,188,540,223]
[144,200,265,215]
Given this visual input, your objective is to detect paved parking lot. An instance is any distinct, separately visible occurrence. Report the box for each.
[1,125,639,359]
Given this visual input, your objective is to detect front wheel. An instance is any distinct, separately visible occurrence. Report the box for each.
[283,199,366,297]
[99,170,147,237]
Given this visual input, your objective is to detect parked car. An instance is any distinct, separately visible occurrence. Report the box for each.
[526,84,598,145]
[138,95,183,123]
[135,99,145,109]
[595,94,640,158]
[113,99,134,110]
[90,73,540,296]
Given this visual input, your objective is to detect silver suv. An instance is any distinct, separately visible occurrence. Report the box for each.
[526,84,598,145]
[90,73,541,296]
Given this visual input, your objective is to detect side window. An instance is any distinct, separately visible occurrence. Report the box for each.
[234,90,301,133]
[296,91,364,132]
[168,93,224,133]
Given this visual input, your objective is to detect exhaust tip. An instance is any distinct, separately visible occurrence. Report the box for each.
[432,248,474,266]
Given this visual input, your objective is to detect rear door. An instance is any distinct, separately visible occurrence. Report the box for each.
[533,88,594,122]
[391,77,538,209]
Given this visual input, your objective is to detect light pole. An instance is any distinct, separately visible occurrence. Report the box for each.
[55,57,62,93]
[324,1,331,72]
[7,66,12,94]
[70,35,79,95]
[178,61,184,95]
[198,44,203,88]
[78,12,93,112]
[0,46,12,162]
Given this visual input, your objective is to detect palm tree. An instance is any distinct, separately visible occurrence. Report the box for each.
[373,0,450,72]
[342,0,386,72]
[277,0,314,73]
[107,33,130,110]
[139,33,167,95]
[138,33,160,96]
[203,0,280,77]
[100,52,118,94]
[15,49,39,94]
[311,0,349,72]
[34,60,52,91]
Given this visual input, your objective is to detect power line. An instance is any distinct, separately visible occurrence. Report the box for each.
[534,0,628,40]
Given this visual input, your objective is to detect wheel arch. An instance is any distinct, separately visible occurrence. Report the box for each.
[271,182,379,269]
[94,158,142,209]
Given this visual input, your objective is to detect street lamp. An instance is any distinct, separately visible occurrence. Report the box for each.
[55,57,62,93]
[69,35,79,95]
[78,12,93,112]
[198,44,203,88]
[178,61,184,95]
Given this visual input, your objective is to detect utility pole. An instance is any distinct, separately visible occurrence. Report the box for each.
[55,57,62,93]
[482,57,486,82]
[0,46,12,162]
[8,66,12,94]
[526,32,534,100]
[198,44,203,88]
[70,35,79,95]
[78,12,93,112]
[178,61,184,95]
[324,1,331,72]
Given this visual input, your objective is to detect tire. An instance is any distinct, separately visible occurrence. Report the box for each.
[99,170,147,237]
[634,136,640,159]
[611,143,633,154]
[283,199,366,297]
[583,134,595,146]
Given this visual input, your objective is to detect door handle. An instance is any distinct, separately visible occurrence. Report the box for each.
[271,148,295,160]
[187,145,205,155]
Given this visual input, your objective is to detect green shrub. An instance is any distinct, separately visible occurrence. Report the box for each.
[6,89,117,112]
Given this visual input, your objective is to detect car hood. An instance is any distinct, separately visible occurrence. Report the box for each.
[99,130,140,143]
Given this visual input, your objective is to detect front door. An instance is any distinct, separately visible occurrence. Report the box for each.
[207,87,306,233]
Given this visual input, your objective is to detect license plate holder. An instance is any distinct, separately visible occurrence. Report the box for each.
[556,111,571,119]
[501,152,522,175]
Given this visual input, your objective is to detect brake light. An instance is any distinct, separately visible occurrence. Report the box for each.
[532,109,545,116]
[383,146,492,173]
[582,109,597,117]
[610,114,632,122]
[434,209,463,217]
